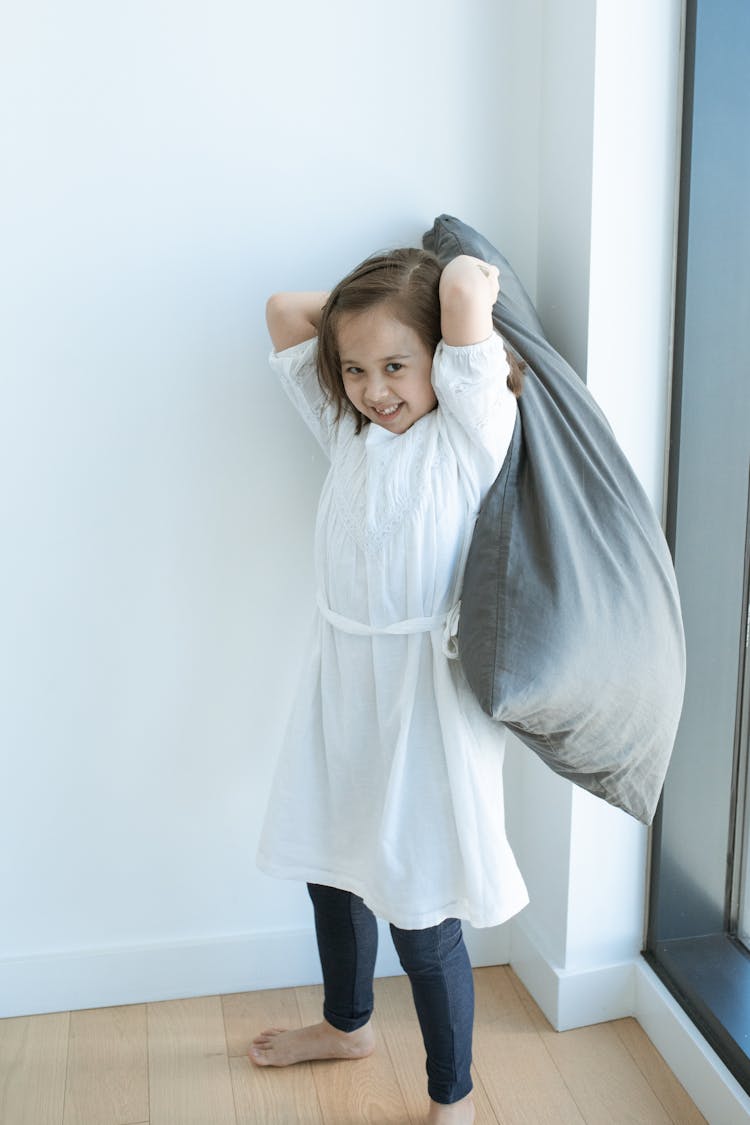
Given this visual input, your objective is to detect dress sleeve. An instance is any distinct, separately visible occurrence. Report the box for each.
[269,336,344,457]
[431,330,518,496]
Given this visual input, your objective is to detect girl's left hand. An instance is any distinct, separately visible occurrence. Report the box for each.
[466,257,500,303]
[439,255,499,346]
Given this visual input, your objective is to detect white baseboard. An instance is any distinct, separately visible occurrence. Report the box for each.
[509,916,635,1031]
[0,929,387,1019]
[0,920,509,1019]
[464,920,511,968]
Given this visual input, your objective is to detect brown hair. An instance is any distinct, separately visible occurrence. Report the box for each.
[317,248,524,433]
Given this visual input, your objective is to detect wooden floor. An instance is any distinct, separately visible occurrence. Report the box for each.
[0,966,706,1124]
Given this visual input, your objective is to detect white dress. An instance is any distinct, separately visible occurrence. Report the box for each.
[256,331,529,930]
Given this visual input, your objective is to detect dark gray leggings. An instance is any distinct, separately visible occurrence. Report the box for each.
[307,882,474,1105]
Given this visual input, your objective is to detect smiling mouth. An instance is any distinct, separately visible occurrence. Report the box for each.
[373,402,403,417]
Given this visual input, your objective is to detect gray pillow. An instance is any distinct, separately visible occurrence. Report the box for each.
[424,215,686,824]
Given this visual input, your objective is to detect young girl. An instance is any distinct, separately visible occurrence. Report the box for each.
[251,247,529,1125]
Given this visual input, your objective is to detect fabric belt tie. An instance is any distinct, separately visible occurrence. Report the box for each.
[316,593,461,660]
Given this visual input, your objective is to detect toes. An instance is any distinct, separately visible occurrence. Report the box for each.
[252,1027,285,1045]
[250,1026,291,1065]
[248,1046,269,1067]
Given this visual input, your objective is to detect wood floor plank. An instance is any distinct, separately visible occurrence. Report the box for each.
[63,1003,148,1125]
[148,995,236,1125]
[612,1017,707,1125]
[371,975,425,1124]
[374,974,498,1124]
[222,988,324,1124]
[296,983,409,1124]
[229,1054,324,1125]
[536,1022,673,1124]
[0,1011,69,1125]
[222,986,302,1057]
[507,973,673,1124]
[472,966,585,1124]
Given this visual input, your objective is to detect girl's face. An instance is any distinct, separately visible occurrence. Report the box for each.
[337,306,437,435]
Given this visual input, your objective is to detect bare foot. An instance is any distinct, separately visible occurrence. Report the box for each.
[426,1093,475,1124]
[248,1019,375,1067]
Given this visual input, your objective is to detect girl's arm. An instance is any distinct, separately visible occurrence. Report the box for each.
[439,255,499,346]
[265,291,330,352]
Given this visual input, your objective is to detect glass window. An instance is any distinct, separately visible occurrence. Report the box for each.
[646,0,750,1091]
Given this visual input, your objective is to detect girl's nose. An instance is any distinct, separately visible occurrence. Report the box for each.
[365,373,389,401]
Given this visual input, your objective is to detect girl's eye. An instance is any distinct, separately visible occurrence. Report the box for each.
[344,366,363,377]
[386,362,403,373]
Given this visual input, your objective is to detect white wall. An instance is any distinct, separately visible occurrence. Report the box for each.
[0,0,543,1014]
